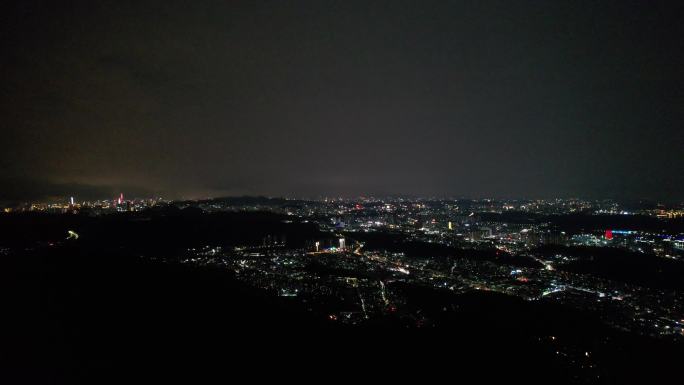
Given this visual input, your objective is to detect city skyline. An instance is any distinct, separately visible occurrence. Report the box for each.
[5,189,684,208]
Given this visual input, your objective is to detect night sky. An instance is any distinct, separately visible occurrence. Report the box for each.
[2,1,683,201]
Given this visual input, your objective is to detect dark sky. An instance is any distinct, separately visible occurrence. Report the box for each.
[2,0,683,201]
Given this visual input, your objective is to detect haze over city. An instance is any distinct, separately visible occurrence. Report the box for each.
[2,0,683,201]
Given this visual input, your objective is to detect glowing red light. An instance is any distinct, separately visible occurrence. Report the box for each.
[605,229,613,240]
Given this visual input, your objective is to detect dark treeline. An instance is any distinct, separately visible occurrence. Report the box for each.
[479,212,684,234]
[346,231,543,269]
[536,245,684,290]
[0,209,321,254]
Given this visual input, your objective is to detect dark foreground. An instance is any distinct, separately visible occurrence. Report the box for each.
[2,250,682,384]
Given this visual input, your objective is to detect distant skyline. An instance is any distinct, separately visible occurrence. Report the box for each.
[2,176,680,207]
[2,1,683,201]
